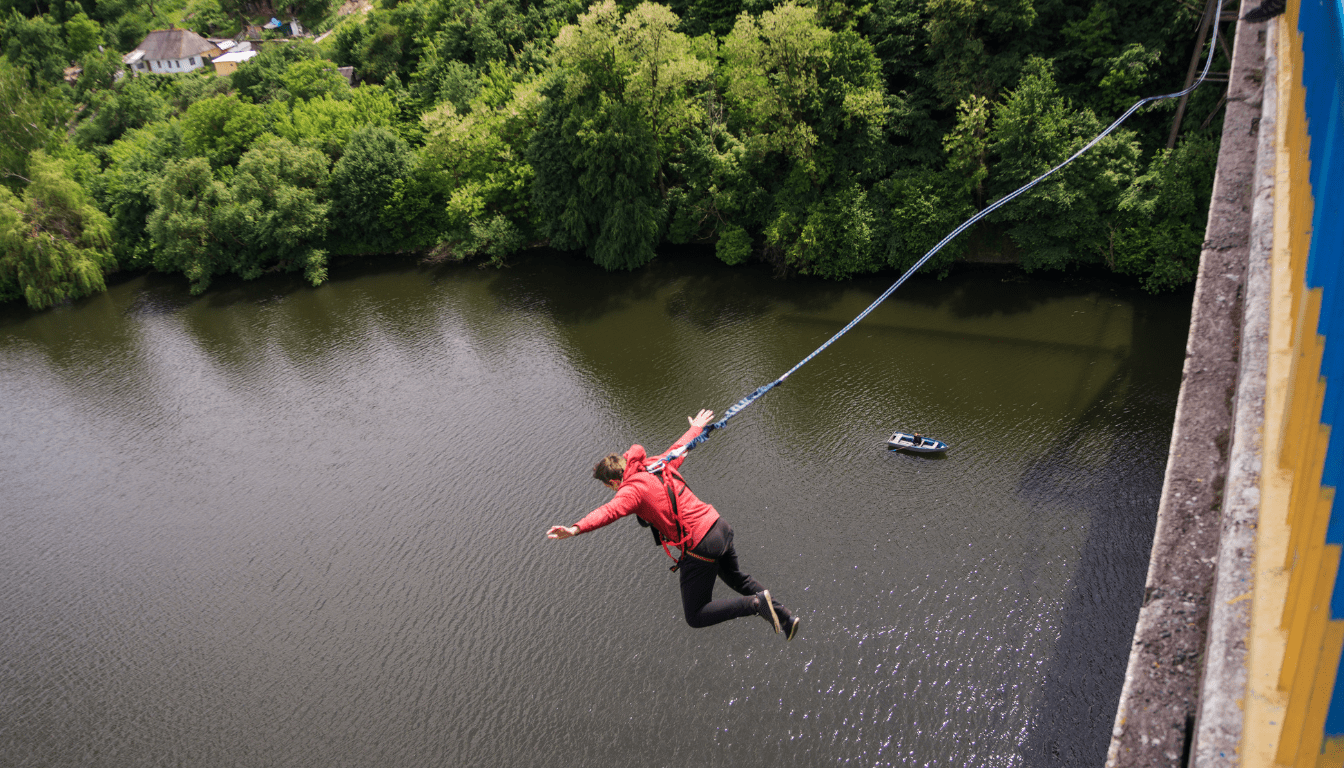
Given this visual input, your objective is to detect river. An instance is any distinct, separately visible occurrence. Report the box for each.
[0,248,1190,767]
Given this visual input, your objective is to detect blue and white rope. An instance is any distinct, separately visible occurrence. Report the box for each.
[650,0,1228,471]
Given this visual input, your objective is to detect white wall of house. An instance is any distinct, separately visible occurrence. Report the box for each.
[142,55,207,73]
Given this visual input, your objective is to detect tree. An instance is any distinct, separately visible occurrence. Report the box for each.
[782,182,882,279]
[1,10,69,86]
[855,0,928,94]
[148,136,331,293]
[330,12,406,84]
[664,119,763,259]
[872,167,974,274]
[272,87,398,159]
[73,74,173,149]
[332,0,582,93]
[64,11,102,58]
[0,151,116,310]
[218,135,331,286]
[410,55,479,112]
[1095,42,1162,118]
[230,41,323,103]
[531,95,662,269]
[281,58,349,103]
[161,69,234,113]
[529,1,715,270]
[943,94,990,206]
[1112,133,1217,291]
[146,157,227,293]
[419,69,545,261]
[613,2,714,172]
[328,125,415,253]
[0,59,69,189]
[716,4,892,277]
[89,120,184,269]
[183,0,241,37]
[924,0,1036,107]
[280,0,337,31]
[720,3,835,163]
[74,47,123,100]
[98,7,152,53]
[181,93,273,167]
[985,56,1141,270]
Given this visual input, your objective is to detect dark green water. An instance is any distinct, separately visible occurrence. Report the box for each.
[0,249,1189,767]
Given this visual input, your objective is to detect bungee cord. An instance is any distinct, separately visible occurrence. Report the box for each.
[648,0,1228,472]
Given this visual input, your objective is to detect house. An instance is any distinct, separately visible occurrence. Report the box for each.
[123,27,222,75]
[212,50,259,77]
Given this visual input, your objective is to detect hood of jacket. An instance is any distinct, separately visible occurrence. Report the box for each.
[621,444,648,484]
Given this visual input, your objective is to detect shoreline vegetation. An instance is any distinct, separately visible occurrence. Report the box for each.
[0,0,1226,311]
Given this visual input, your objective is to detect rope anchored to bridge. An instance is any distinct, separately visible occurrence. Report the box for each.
[647,0,1228,472]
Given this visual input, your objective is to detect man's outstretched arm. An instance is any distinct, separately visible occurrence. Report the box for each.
[546,409,712,540]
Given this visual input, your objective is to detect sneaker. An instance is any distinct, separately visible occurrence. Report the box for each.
[756,590,780,633]
[1242,0,1285,22]
[773,601,800,641]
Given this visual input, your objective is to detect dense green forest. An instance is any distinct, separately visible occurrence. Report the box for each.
[0,0,1226,310]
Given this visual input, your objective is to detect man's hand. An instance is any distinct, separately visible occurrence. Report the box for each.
[689,409,714,428]
[547,525,578,540]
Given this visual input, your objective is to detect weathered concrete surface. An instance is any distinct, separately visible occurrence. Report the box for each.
[1105,5,1267,767]
[1188,19,1277,767]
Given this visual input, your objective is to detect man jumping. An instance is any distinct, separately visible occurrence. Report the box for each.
[547,409,799,640]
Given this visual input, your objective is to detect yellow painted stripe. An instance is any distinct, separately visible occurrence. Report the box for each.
[1289,616,1344,767]
[1278,546,1342,764]
[1279,289,1325,479]
[1240,16,1306,768]
[1283,489,1337,687]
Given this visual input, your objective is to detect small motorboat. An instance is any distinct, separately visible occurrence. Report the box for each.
[887,431,949,453]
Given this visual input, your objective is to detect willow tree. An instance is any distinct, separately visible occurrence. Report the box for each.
[0,152,115,310]
[0,58,69,190]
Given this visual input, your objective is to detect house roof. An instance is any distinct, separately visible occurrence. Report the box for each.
[131,28,218,60]
[213,50,259,64]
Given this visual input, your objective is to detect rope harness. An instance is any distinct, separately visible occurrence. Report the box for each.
[638,462,706,571]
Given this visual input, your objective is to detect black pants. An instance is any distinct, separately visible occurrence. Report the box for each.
[679,519,766,628]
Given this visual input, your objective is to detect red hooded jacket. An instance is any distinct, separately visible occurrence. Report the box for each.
[573,426,721,551]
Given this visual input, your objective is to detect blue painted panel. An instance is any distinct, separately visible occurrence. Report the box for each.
[1309,48,1344,515]
[1299,0,1343,189]
[1306,0,1344,741]
[1313,96,1342,453]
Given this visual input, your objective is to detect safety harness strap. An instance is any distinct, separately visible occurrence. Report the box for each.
[647,463,697,571]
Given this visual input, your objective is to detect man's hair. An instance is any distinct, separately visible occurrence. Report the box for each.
[592,454,626,484]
